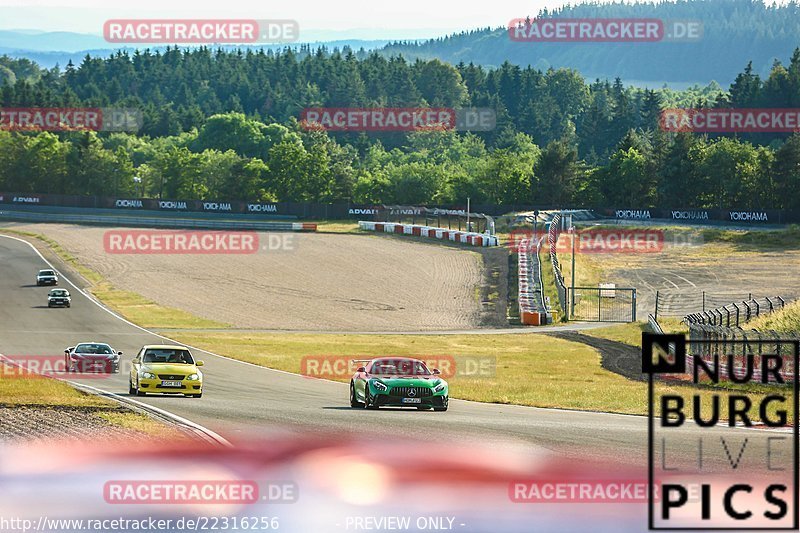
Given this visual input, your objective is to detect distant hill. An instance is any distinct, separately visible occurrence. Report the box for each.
[379,0,800,85]
[0,29,105,52]
[3,0,799,85]
[0,29,398,69]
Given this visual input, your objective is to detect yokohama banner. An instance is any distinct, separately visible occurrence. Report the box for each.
[0,193,798,224]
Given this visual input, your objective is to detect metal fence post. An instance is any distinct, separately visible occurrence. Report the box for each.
[597,291,601,322]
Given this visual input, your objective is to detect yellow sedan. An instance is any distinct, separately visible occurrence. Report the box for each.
[129,345,204,398]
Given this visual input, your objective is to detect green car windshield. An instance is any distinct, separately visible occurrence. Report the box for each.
[370,359,431,376]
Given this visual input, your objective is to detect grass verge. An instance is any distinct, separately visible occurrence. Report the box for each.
[748,299,800,334]
[314,220,361,234]
[585,318,688,347]
[699,224,800,250]
[164,330,791,421]
[166,331,647,412]
[0,363,174,435]
[0,366,111,407]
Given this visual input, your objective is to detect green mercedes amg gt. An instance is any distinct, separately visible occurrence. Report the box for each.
[349,357,448,411]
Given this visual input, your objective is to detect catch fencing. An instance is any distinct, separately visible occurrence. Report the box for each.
[0,209,317,232]
[654,290,771,319]
[685,325,797,382]
[570,286,637,322]
[684,296,797,382]
[548,213,568,315]
[683,296,787,328]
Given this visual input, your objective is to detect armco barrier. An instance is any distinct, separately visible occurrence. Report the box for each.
[358,221,498,247]
[0,210,317,232]
[548,214,568,315]
[518,236,549,325]
[3,193,800,224]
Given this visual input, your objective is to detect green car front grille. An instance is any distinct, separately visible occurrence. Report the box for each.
[388,386,434,398]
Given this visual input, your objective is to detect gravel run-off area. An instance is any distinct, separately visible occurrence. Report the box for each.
[9,224,487,331]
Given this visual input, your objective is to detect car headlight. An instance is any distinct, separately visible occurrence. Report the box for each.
[186,373,201,381]
[372,380,388,392]
[140,372,156,379]
[434,383,447,393]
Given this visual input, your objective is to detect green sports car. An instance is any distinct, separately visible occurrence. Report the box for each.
[349,357,448,411]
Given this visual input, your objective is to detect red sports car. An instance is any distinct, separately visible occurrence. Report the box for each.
[64,342,122,373]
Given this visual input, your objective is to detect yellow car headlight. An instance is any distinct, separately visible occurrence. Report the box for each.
[186,373,201,381]
[141,372,156,379]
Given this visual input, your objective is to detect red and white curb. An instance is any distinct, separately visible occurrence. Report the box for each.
[291,222,317,231]
[358,221,498,247]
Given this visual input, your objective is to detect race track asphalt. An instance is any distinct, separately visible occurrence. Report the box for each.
[0,234,778,470]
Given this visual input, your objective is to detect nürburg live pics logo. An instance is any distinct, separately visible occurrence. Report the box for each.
[643,333,799,530]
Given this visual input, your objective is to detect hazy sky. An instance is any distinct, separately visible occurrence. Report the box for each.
[0,0,595,38]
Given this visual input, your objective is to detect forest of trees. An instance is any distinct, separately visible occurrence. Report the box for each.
[0,43,800,210]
